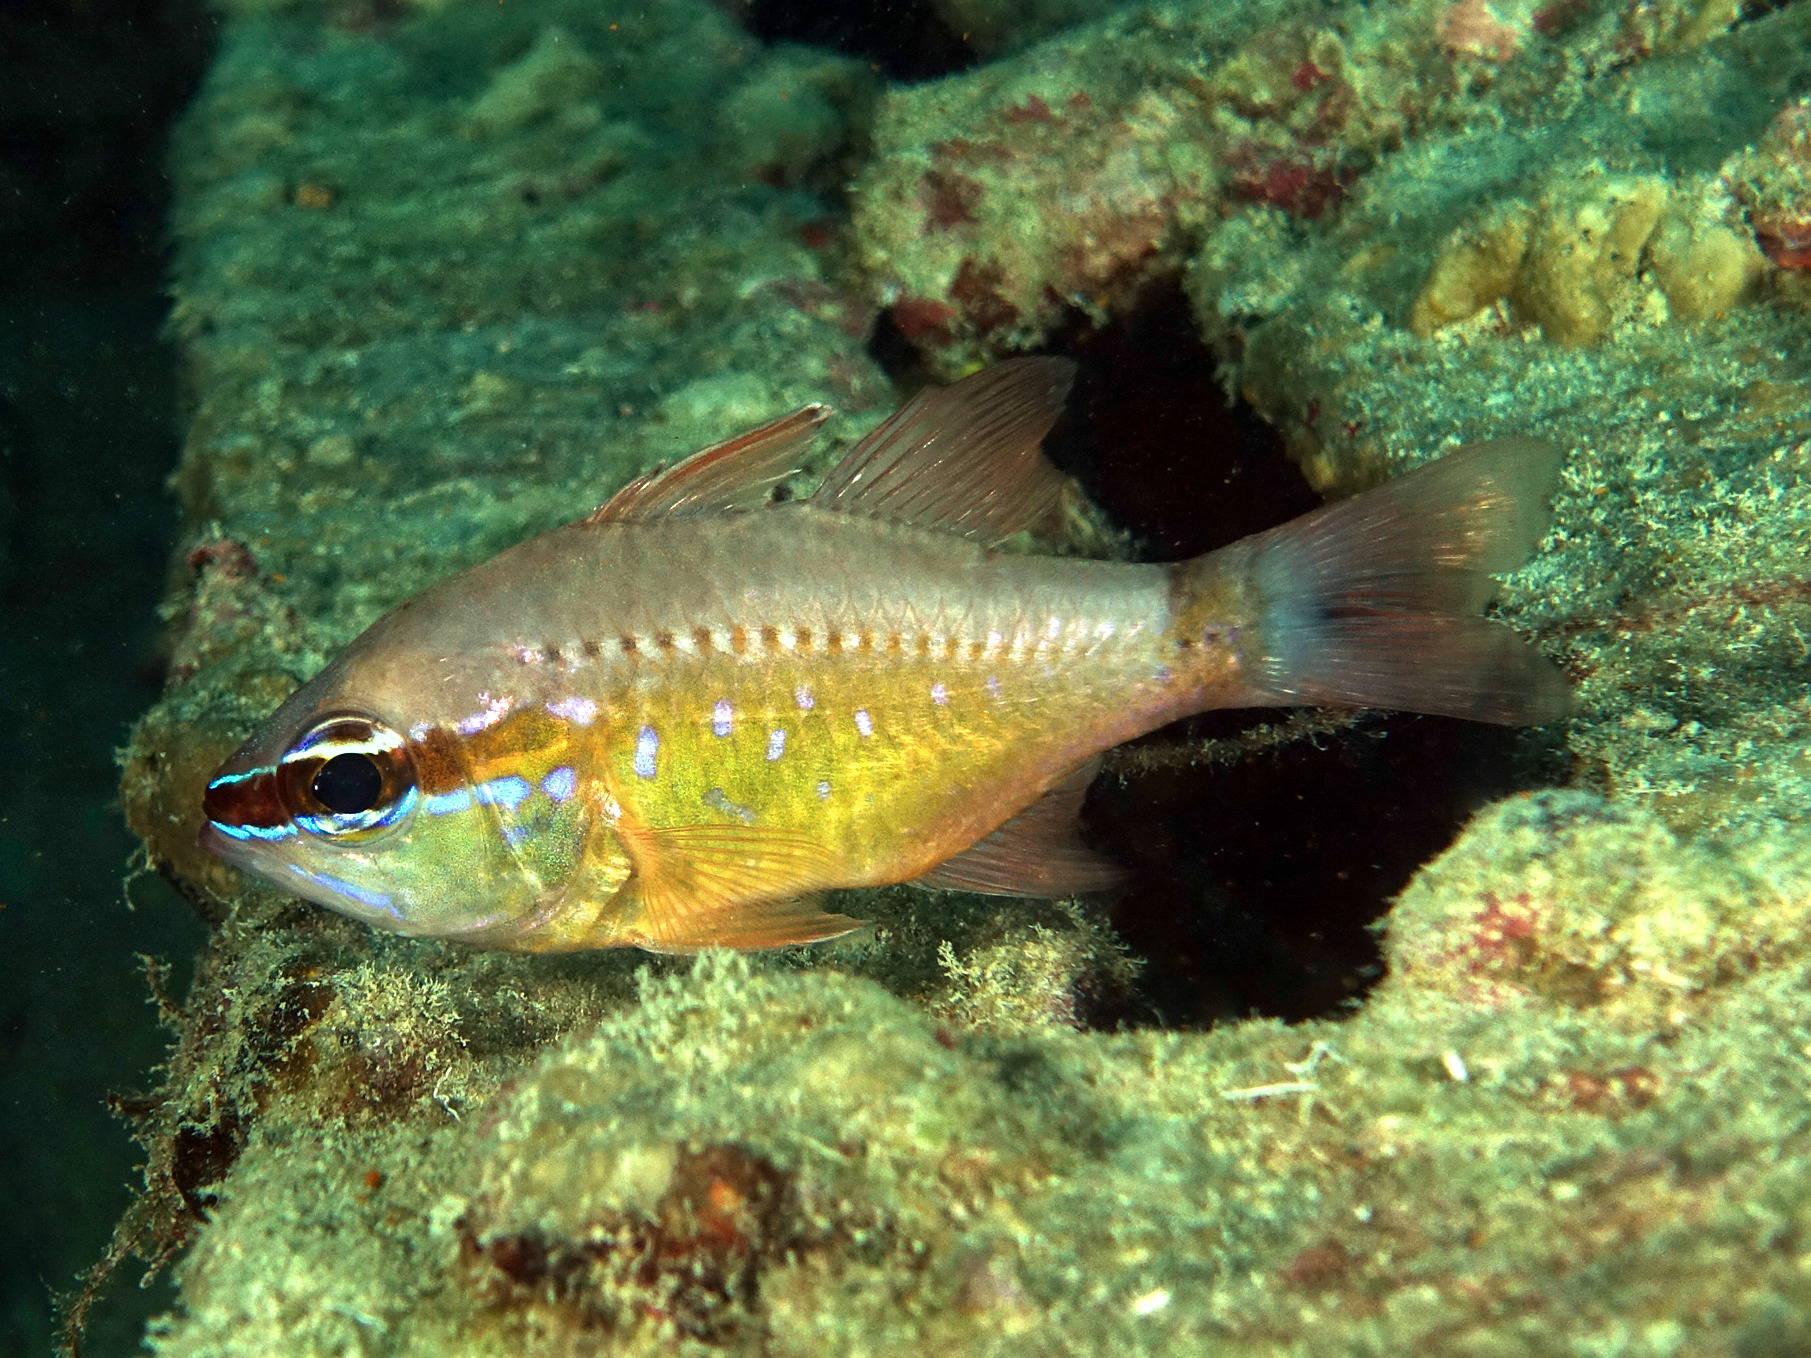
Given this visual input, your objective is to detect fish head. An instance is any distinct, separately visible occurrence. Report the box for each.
[198,650,573,944]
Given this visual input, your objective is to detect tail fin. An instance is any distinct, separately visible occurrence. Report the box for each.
[1225,437,1570,725]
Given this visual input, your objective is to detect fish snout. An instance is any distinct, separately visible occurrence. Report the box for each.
[200,755,292,844]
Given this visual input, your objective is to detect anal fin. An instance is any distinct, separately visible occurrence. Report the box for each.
[912,758,1125,898]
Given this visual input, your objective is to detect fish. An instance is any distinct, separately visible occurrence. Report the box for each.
[199,358,1568,954]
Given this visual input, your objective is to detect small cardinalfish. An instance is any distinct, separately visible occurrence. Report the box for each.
[200,359,1568,953]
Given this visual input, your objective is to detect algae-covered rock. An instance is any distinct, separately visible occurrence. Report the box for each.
[151,933,1811,1355]
[847,0,1713,376]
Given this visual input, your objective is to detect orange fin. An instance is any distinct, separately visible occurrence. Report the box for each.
[585,404,832,525]
[811,358,1075,546]
[617,821,862,953]
[913,758,1126,898]
[1229,435,1571,724]
[636,893,865,955]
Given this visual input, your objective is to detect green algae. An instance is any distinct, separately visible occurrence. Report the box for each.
[95,0,1811,1351]
[149,895,1811,1356]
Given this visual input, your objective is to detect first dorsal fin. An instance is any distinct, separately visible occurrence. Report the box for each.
[584,403,832,525]
[912,757,1125,898]
[811,357,1075,546]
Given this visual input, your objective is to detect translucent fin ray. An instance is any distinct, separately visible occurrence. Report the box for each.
[616,820,861,952]
[585,404,832,525]
[912,758,1125,897]
[1232,436,1570,725]
[811,357,1075,545]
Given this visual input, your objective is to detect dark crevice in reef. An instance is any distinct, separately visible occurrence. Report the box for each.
[741,0,978,83]
[1042,283,1322,557]
[1086,713,1572,1030]
[1022,281,1572,1030]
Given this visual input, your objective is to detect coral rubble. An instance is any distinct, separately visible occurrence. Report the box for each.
[100,0,1811,1351]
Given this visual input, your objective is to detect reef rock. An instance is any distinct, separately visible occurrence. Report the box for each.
[100,0,1811,1352]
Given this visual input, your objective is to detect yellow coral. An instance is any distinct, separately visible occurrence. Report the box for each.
[1409,175,1757,345]
[1510,176,1667,346]
[1645,212,1764,321]
[1408,204,1533,336]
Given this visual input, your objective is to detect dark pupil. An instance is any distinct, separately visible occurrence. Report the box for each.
[312,752,384,815]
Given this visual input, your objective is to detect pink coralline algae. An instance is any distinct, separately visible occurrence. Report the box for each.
[169,537,286,683]
[849,2,1607,371]
[1730,98,1811,270]
[1436,0,1528,60]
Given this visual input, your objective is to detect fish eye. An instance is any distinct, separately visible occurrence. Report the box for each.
[278,712,417,838]
[312,752,383,815]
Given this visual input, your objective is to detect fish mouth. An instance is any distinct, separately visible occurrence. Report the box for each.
[198,819,259,870]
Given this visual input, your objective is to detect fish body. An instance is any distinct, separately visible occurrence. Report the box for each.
[201,360,1567,953]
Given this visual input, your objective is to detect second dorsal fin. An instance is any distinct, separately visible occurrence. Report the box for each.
[584,403,832,525]
[811,357,1075,546]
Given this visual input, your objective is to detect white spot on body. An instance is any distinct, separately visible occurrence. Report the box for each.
[985,675,1003,699]
[546,695,598,726]
[712,699,734,737]
[1131,1288,1171,1317]
[475,775,532,810]
[794,685,814,711]
[930,682,949,706]
[703,788,756,825]
[456,693,513,735]
[853,708,873,738]
[766,728,787,761]
[815,780,831,801]
[634,725,659,780]
[543,766,577,802]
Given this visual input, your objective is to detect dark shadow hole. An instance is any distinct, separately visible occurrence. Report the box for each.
[1736,0,1794,23]
[1084,714,1570,1030]
[741,0,978,82]
[1040,282,1319,556]
[1019,280,1570,1029]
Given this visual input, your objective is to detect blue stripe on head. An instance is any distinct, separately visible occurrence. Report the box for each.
[423,787,474,816]
[288,863,400,918]
[209,820,297,842]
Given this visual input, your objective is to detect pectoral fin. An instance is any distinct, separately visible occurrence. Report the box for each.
[615,820,863,953]
[635,892,865,954]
